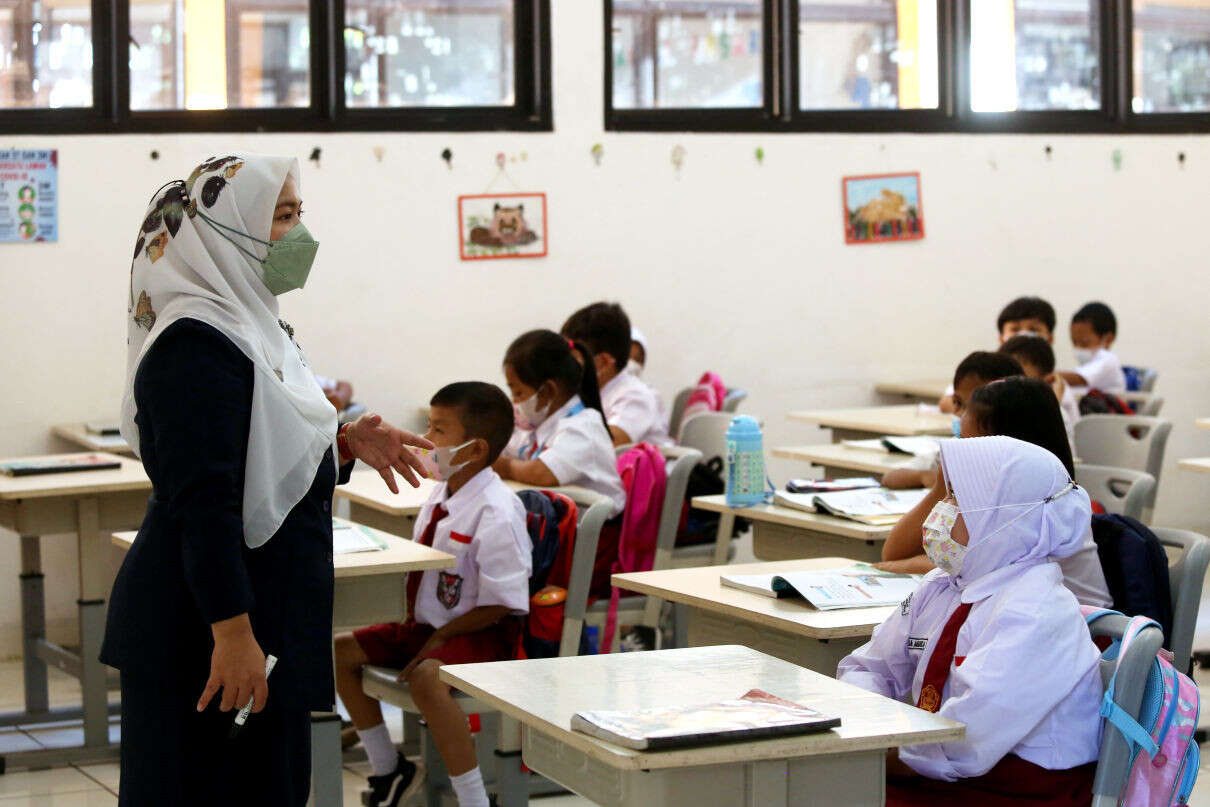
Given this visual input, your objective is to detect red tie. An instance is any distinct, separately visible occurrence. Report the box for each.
[406,504,447,618]
[915,602,973,713]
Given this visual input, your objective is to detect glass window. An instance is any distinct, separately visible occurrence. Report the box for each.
[129,0,310,111]
[344,0,514,108]
[611,0,763,109]
[970,0,1100,112]
[798,0,939,110]
[1133,1,1210,113]
[0,0,93,109]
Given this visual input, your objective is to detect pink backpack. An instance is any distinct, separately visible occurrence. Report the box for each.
[681,372,727,426]
[1084,607,1200,806]
[601,443,666,653]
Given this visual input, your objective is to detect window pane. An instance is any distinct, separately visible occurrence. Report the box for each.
[799,0,939,110]
[129,0,310,111]
[0,0,92,109]
[344,1,514,108]
[970,0,1100,112]
[612,0,762,109]
[1133,1,1210,113]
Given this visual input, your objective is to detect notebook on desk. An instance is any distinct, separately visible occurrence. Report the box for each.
[721,567,919,610]
[843,436,940,457]
[773,488,927,526]
[570,689,840,750]
[332,522,389,554]
[0,455,121,477]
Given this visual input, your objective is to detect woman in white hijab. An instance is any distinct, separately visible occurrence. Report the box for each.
[838,436,1104,807]
[101,154,432,806]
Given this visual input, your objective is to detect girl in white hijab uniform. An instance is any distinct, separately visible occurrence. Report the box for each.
[838,436,1103,807]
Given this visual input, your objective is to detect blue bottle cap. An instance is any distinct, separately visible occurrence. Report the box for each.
[728,415,762,436]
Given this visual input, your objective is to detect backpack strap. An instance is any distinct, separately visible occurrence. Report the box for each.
[1096,613,1165,758]
[1082,606,1121,625]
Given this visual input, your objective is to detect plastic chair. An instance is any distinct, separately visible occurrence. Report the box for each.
[359,489,613,807]
[1151,528,1210,674]
[1073,465,1155,523]
[1138,367,1159,393]
[676,412,735,466]
[1074,416,1172,511]
[1137,396,1164,417]
[1088,612,1165,807]
[722,388,748,413]
[670,386,746,440]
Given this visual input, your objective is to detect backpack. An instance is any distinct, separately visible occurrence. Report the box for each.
[680,371,727,432]
[1083,607,1200,806]
[600,443,666,653]
[517,490,580,659]
[1091,514,1174,648]
[1123,366,1144,393]
[1080,389,1135,416]
[676,456,750,546]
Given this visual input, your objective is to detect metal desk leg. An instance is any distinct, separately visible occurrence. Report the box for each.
[20,535,49,718]
[309,712,344,807]
[711,512,735,566]
[76,498,110,748]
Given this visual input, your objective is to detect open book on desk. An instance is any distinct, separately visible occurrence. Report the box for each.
[773,487,927,526]
[332,521,389,554]
[721,565,920,610]
[842,436,940,457]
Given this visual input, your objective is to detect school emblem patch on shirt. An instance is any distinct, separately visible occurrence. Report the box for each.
[437,572,463,609]
[918,684,941,713]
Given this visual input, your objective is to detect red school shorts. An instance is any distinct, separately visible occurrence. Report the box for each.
[353,619,521,670]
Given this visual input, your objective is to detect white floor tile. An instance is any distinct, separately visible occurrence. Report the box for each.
[0,792,117,806]
[23,721,120,750]
[75,764,119,792]
[0,729,40,754]
[0,769,98,799]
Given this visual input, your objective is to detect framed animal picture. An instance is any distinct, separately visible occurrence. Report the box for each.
[458,192,548,260]
[842,172,924,245]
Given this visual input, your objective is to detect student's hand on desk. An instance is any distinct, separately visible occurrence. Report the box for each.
[199,614,268,714]
[346,413,434,493]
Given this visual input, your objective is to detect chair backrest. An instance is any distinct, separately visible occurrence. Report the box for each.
[1074,415,1172,486]
[1139,367,1159,392]
[652,446,703,569]
[677,412,736,464]
[1074,464,1155,523]
[558,490,612,658]
[722,388,748,413]
[668,386,694,440]
[1138,396,1164,417]
[1151,527,1210,674]
[1090,613,1165,806]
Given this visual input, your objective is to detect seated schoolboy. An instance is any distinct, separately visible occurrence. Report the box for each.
[1059,301,1127,394]
[628,326,647,376]
[999,334,1078,450]
[840,436,1103,807]
[334,382,530,807]
[939,296,1055,412]
[560,302,672,447]
[495,329,626,594]
[879,377,1111,607]
[883,351,1022,490]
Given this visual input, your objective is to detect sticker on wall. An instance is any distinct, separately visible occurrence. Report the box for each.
[0,149,58,243]
[671,145,686,176]
[842,172,924,245]
[458,192,548,261]
[591,143,604,166]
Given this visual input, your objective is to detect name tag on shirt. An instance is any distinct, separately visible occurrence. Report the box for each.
[907,637,928,650]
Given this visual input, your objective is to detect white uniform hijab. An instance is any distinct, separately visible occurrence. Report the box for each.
[121,153,338,548]
[938,435,1091,587]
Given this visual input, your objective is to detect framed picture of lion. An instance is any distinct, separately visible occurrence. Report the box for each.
[458,192,548,260]
[842,172,924,245]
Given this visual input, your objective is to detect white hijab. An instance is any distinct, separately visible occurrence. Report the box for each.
[121,153,337,548]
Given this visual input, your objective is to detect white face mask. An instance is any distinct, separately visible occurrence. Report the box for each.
[514,392,550,431]
[1073,347,1098,365]
[1016,329,1040,338]
[626,361,644,378]
[922,500,967,576]
[408,439,475,482]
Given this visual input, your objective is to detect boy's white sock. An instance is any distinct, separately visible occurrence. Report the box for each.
[357,723,397,777]
[449,766,490,807]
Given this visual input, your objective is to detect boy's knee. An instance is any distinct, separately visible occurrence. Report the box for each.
[407,659,445,692]
[334,633,361,667]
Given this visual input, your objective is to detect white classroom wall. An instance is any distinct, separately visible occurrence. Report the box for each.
[1,0,1209,657]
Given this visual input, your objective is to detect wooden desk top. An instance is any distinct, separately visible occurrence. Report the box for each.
[691,495,891,541]
[440,645,963,771]
[1197,419,1210,431]
[335,469,604,516]
[112,518,455,577]
[0,453,150,500]
[613,558,895,640]
[1179,458,1210,476]
[52,424,133,455]
[772,444,911,475]
[788,405,952,437]
[874,379,948,400]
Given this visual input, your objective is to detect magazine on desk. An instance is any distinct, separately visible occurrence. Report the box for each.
[571,689,840,750]
[0,454,121,477]
[721,565,920,610]
[774,487,927,526]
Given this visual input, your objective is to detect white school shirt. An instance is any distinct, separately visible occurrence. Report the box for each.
[837,563,1103,781]
[505,396,627,518]
[600,371,672,447]
[1073,347,1126,394]
[412,468,532,630]
[1059,383,1080,452]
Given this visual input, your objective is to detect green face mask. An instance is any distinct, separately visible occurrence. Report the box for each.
[197,210,319,296]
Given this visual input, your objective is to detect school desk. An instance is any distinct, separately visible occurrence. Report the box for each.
[0,452,151,770]
[114,519,456,807]
[875,379,948,401]
[690,494,891,564]
[788,405,953,442]
[439,645,963,807]
[1198,419,1210,431]
[1179,458,1210,475]
[772,443,914,478]
[52,424,134,456]
[613,558,892,674]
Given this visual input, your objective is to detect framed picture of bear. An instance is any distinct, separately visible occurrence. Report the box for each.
[842,172,924,245]
[458,192,548,260]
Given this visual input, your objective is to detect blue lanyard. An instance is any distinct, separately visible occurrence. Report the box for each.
[519,401,585,460]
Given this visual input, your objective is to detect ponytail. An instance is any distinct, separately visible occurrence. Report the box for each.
[567,338,609,430]
[504,329,609,430]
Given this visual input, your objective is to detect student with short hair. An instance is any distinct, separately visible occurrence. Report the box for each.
[335,382,530,807]
[1059,301,1126,394]
[939,296,1055,412]
[841,437,1104,806]
[561,302,672,447]
[999,335,1078,449]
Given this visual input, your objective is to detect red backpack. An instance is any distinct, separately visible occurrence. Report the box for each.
[519,490,579,659]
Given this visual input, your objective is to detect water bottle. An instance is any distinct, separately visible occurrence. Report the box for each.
[726,415,767,507]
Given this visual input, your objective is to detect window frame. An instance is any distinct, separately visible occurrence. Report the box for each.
[0,0,551,133]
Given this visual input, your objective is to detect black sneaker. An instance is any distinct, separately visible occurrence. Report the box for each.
[361,753,424,807]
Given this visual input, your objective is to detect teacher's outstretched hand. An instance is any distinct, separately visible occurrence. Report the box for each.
[343,413,434,493]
